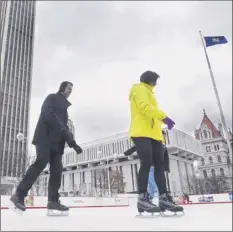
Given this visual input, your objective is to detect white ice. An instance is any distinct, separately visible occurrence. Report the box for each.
[1,203,232,231]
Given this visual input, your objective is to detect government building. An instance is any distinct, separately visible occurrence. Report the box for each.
[37,127,203,197]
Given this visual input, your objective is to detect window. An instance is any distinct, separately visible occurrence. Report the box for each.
[206,146,211,152]
[220,168,225,177]
[211,169,216,177]
[209,157,213,164]
[214,144,220,151]
[204,130,208,139]
[217,155,222,163]
[203,170,208,178]
[201,158,205,165]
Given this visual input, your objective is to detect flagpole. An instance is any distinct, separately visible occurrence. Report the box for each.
[0,65,3,176]
[199,30,232,158]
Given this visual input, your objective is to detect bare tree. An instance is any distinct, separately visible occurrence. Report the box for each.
[95,168,126,194]
[199,176,231,194]
[182,175,199,195]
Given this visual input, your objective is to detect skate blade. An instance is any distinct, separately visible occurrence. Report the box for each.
[160,211,185,217]
[8,200,24,216]
[135,213,160,218]
[47,209,69,217]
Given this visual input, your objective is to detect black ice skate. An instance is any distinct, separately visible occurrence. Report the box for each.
[159,193,184,217]
[47,200,69,216]
[136,192,161,217]
[9,194,26,215]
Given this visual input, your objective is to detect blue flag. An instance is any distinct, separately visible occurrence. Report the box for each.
[204,36,228,47]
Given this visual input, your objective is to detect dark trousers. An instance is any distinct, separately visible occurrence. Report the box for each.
[16,146,63,202]
[132,137,167,195]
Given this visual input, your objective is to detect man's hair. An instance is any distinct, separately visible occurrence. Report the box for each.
[58,81,73,93]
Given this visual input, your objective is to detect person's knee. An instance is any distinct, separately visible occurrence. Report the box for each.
[50,160,62,175]
[140,158,153,172]
[34,156,49,170]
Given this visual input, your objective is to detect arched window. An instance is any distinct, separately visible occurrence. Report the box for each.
[201,158,205,165]
[203,170,208,178]
[220,168,225,177]
[211,169,216,177]
[204,130,208,139]
[217,155,222,163]
[209,156,213,165]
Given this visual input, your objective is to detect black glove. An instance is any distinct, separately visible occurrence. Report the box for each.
[73,143,83,154]
[124,146,136,156]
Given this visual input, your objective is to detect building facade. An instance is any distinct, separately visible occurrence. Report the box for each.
[0,1,36,177]
[38,128,203,197]
[195,110,232,193]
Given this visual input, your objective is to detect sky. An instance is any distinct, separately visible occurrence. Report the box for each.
[29,1,232,145]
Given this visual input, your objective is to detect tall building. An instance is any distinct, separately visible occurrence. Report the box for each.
[0,1,36,178]
[195,110,232,193]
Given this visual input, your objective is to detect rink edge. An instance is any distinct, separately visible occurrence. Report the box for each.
[179,201,232,205]
[0,201,232,210]
[0,204,130,210]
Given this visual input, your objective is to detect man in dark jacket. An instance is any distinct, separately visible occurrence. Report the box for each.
[10,81,82,215]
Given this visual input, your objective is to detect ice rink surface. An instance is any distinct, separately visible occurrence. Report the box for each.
[1,203,232,231]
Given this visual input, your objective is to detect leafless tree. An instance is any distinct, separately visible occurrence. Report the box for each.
[95,168,126,194]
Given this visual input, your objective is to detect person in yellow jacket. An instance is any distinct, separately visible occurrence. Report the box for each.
[128,70,183,215]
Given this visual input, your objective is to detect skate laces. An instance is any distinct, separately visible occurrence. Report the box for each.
[167,194,176,204]
[144,192,150,200]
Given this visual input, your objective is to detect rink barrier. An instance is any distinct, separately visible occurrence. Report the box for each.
[1,201,232,210]
[1,193,232,210]
[0,204,129,210]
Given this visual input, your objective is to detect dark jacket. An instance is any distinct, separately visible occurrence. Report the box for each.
[32,93,71,154]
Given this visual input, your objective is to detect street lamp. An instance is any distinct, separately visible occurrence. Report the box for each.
[97,151,111,197]
[16,133,25,141]
[16,133,34,165]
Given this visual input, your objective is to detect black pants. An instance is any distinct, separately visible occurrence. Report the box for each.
[17,146,63,202]
[132,137,167,195]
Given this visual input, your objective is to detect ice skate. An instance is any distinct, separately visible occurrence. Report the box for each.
[9,194,26,215]
[159,193,184,217]
[47,200,69,216]
[136,192,161,218]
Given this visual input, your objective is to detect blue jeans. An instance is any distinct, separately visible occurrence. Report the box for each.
[147,166,158,199]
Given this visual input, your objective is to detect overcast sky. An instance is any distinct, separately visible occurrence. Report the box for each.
[29,1,232,144]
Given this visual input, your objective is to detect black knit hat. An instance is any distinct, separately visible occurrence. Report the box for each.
[140,71,160,85]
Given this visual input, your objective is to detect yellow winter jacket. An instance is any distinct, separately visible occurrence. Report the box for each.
[128,83,166,142]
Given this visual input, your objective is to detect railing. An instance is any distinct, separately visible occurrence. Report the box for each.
[165,129,203,156]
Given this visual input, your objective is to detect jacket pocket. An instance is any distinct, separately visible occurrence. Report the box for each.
[151,118,154,128]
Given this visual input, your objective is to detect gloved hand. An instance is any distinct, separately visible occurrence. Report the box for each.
[162,117,175,130]
[124,146,136,156]
[73,143,83,154]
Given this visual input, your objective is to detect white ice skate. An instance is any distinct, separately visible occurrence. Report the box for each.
[47,209,69,217]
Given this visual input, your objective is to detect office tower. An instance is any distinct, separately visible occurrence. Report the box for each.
[0,1,36,177]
